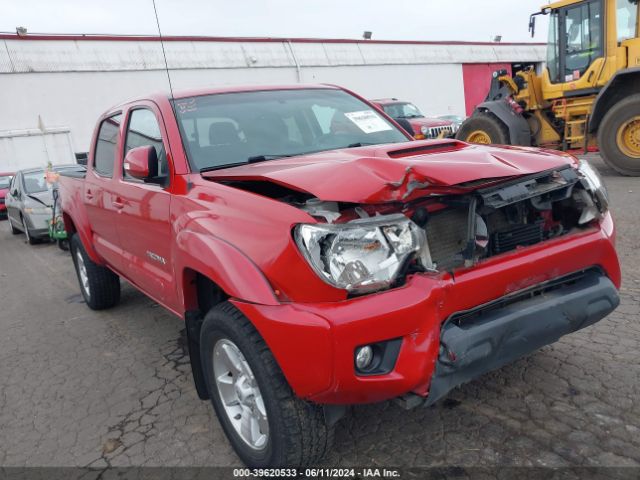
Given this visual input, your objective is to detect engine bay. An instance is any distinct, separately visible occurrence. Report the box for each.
[295,166,605,283]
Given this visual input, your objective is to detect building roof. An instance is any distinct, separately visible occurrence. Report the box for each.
[0,32,545,46]
[0,33,547,74]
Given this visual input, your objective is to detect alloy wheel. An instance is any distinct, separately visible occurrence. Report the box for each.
[213,338,269,450]
[76,250,91,299]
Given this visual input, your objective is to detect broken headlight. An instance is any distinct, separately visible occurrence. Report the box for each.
[295,214,425,293]
[577,160,609,223]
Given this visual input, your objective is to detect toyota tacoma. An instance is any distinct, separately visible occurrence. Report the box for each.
[58,84,620,468]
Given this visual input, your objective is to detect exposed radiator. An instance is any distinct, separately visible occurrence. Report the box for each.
[426,208,468,271]
[491,222,544,254]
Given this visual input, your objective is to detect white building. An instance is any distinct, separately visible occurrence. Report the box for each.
[0,33,545,170]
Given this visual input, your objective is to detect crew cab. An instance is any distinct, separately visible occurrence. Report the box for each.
[58,84,620,468]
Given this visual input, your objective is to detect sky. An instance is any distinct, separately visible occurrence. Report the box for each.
[1,0,550,43]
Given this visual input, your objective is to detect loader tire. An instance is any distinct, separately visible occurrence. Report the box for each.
[456,111,510,145]
[598,93,640,176]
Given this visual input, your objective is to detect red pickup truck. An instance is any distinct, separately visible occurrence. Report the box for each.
[59,84,620,468]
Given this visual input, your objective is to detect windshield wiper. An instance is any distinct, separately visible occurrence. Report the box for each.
[199,162,248,173]
[199,154,294,173]
[247,154,294,163]
[346,142,378,148]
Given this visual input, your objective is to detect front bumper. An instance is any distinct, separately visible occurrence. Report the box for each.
[24,212,51,238]
[425,268,618,406]
[232,215,621,405]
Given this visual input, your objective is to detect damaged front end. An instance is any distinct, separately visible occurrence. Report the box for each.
[293,160,610,295]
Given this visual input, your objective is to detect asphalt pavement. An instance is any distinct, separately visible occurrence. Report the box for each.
[0,155,638,471]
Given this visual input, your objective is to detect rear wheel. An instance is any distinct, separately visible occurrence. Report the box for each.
[70,234,120,310]
[598,94,640,176]
[201,301,334,468]
[456,111,510,145]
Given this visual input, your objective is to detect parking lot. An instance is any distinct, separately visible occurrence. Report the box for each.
[0,154,638,469]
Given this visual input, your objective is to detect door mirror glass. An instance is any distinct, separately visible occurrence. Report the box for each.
[124,145,157,180]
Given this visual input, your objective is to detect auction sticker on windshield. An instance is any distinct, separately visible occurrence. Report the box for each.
[345,110,393,134]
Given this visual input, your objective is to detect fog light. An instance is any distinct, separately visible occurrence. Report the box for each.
[355,346,374,370]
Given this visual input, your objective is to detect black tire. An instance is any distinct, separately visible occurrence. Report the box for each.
[8,217,21,235]
[200,301,334,468]
[456,111,510,145]
[58,238,69,251]
[598,93,640,176]
[70,234,120,310]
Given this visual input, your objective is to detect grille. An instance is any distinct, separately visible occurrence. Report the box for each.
[491,222,544,255]
[425,126,453,139]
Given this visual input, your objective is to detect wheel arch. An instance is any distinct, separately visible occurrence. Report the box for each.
[182,270,233,401]
[589,67,640,133]
[63,211,102,264]
[176,230,278,311]
[176,232,278,400]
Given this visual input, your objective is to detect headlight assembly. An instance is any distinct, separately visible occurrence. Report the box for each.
[24,206,51,215]
[294,214,426,294]
[578,160,609,213]
[420,126,429,135]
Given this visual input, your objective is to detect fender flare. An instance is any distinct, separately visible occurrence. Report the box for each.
[476,100,531,146]
[61,204,102,265]
[174,229,278,308]
[589,67,640,133]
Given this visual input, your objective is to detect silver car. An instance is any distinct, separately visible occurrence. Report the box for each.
[5,165,83,244]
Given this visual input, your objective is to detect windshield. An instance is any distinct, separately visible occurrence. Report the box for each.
[0,175,11,189]
[22,170,48,194]
[382,102,424,119]
[174,88,408,171]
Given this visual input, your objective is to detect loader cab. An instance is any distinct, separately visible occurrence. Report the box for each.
[537,0,639,99]
[546,1,604,84]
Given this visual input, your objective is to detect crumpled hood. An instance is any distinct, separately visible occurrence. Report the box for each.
[203,140,575,203]
[25,190,53,207]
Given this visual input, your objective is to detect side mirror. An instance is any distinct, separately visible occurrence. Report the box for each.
[11,189,19,198]
[124,145,158,180]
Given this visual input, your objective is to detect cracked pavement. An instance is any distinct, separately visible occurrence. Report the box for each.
[0,155,638,469]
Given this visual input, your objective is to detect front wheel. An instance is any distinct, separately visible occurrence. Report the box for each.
[598,93,640,176]
[456,111,510,145]
[8,217,20,235]
[70,234,120,310]
[200,302,334,468]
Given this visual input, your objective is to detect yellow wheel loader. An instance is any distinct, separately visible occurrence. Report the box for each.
[456,0,640,176]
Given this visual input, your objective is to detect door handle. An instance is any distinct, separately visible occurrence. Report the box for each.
[85,189,94,200]
[112,197,125,209]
